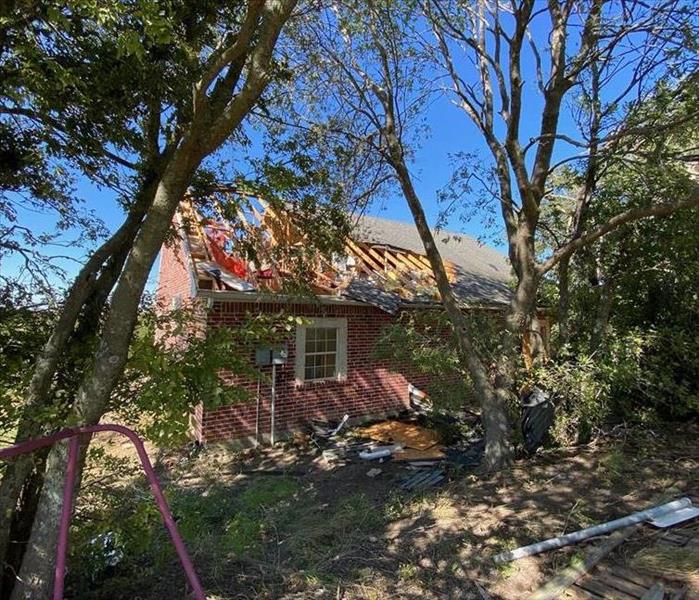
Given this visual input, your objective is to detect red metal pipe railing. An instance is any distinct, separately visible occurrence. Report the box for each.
[54,435,80,598]
[0,424,206,600]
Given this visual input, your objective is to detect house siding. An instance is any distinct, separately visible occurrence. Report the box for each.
[202,300,432,443]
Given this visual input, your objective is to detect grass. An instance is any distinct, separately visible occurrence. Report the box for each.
[598,448,627,484]
[68,475,304,598]
[281,491,385,569]
[632,546,699,582]
[397,562,419,581]
[68,423,699,600]
[176,476,302,557]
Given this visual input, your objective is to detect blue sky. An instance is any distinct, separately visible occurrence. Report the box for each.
[5,97,516,294]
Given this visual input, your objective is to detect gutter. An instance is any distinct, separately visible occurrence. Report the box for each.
[398,300,510,312]
[196,289,370,307]
[196,289,531,313]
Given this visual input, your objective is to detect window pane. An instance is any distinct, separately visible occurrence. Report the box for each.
[302,326,340,380]
[305,328,317,353]
[324,328,336,351]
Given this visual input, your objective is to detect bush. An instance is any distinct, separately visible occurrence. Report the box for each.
[538,328,647,445]
[637,325,699,419]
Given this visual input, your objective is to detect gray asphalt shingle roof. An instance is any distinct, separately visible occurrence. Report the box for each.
[346,214,512,310]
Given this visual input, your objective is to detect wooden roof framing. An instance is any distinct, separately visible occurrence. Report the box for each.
[178,192,457,302]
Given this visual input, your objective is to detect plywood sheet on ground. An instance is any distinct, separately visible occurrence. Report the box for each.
[355,420,440,450]
[393,447,446,461]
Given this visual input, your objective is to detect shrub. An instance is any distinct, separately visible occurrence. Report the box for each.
[539,328,647,445]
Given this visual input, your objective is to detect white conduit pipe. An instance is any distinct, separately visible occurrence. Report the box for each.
[493,497,692,564]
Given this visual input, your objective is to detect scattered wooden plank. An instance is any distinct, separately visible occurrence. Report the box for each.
[528,523,643,600]
[577,576,638,600]
[392,447,446,462]
[595,566,648,597]
[562,587,604,600]
[610,566,659,589]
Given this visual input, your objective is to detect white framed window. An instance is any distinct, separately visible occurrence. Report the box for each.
[295,317,348,384]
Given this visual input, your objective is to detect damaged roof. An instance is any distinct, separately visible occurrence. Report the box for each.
[178,198,512,314]
[351,214,512,308]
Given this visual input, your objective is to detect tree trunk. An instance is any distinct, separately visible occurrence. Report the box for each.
[0,190,153,595]
[0,455,46,599]
[557,255,571,351]
[591,278,614,350]
[20,189,153,419]
[7,4,299,590]
[489,226,541,462]
[9,162,196,600]
[387,140,513,470]
[0,228,143,597]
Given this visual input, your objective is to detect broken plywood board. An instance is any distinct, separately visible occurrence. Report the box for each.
[354,420,440,450]
[393,447,446,462]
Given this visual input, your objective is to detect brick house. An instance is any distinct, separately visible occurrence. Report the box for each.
[156,200,513,445]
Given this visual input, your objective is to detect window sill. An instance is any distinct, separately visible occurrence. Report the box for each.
[294,376,348,388]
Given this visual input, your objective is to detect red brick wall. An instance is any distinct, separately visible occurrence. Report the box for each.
[156,232,193,309]
[155,233,435,444]
[201,300,432,443]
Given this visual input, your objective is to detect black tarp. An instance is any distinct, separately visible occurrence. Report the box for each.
[522,387,555,454]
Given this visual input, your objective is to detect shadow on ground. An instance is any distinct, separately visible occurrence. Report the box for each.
[67,424,699,600]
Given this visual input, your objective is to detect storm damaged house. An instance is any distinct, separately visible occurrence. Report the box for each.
[155,195,514,445]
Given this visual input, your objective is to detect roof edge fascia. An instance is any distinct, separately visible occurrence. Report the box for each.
[196,289,370,307]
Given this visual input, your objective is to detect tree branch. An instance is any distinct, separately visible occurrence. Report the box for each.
[538,189,699,275]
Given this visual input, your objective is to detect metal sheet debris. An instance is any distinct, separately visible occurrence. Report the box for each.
[494,497,693,563]
[647,505,699,528]
[400,468,446,492]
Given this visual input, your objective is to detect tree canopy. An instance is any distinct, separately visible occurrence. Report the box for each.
[1,0,698,595]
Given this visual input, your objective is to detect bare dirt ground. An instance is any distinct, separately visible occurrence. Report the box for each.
[76,423,699,599]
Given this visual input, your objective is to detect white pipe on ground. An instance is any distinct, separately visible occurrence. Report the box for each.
[493,497,692,564]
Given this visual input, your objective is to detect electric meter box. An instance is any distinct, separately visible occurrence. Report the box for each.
[255,346,288,367]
